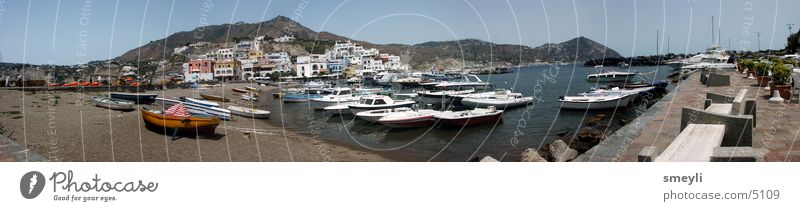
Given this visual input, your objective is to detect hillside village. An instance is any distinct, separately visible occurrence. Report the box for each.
[180,35,407,83]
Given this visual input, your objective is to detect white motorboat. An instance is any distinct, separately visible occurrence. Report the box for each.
[310,88,358,110]
[433,106,504,127]
[155,98,232,120]
[323,102,357,115]
[377,109,441,128]
[347,77,363,84]
[582,86,655,97]
[461,95,534,109]
[348,95,416,114]
[228,105,270,119]
[586,69,638,82]
[355,107,413,123]
[449,89,522,101]
[180,97,220,107]
[558,93,632,110]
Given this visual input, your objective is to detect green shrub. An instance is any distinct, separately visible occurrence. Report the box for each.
[771,61,791,85]
[754,62,770,76]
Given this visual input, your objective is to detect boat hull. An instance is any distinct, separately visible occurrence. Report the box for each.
[92,96,135,111]
[348,102,415,115]
[110,93,157,104]
[436,112,503,127]
[228,106,270,119]
[460,98,532,109]
[141,108,220,135]
[378,116,437,128]
[199,94,230,102]
[559,95,632,110]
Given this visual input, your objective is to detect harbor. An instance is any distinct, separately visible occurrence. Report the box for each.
[0,64,672,162]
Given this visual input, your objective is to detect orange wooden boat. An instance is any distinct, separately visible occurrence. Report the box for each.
[141,107,220,136]
[62,82,79,87]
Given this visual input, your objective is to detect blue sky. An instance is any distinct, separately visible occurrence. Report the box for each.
[1,0,799,65]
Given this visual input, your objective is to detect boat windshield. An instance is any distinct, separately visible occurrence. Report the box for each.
[374,99,387,105]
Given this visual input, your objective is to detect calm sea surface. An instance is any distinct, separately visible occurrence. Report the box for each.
[261,64,673,161]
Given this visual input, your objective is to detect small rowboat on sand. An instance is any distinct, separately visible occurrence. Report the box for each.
[228,105,270,119]
[141,107,220,139]
[180,97,220,107]
[232,88,248,93]
[199,93,230,102]
[92,96,135,111]
[241,94,259,101]
[244,86,261,92]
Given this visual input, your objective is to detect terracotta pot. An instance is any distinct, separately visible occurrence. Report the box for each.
[770,83,792,100]
[756,76,771,87]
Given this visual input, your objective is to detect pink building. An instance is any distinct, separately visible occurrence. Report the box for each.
[185,59,215,82]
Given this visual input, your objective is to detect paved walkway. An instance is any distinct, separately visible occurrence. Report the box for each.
[0,134,45,162]
[576,71,800,162]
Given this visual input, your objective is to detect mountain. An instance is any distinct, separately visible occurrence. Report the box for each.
[116,16,621,69]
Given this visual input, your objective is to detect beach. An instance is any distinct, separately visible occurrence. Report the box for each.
[0,85,391,162]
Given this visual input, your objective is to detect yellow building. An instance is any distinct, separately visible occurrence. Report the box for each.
[248,50,265,60]
[214,59,241,81]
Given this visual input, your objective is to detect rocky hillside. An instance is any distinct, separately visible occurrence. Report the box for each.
[116,16,621,69]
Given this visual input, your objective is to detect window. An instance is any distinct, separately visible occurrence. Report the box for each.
[364,99,374,105]
[374,99,387,105]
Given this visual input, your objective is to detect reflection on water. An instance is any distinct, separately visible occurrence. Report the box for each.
[263,64,672,161]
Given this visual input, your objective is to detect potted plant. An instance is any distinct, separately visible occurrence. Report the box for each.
[769,61,792,99]
[741,59,756,76]
[755,62,771,87]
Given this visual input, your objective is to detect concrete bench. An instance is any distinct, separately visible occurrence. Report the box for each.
[705,89,757,127]
[710,147,766,162]
[681,107,754,147]
[706,72,731,87]
[705,103,733,115]
[655,124,726,162]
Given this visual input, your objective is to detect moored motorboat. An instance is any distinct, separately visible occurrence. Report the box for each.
[434,106,504,127]
[558,93,632,110]
[461,95,533,109]
[92,96,135,111]
[348,95,416,114]
[377,109,441,128]
[355,107,413,123]
[310,88,358,110]
[141,107,220,136]
[228,105,270,119]
[324,102,357,115]
[110,92,158,104]
[586,69,638,82]
[283,88,325,103]
[199,93,231,102]
[180,97,220,107]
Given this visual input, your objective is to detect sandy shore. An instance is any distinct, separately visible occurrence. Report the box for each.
[0,84,391,162]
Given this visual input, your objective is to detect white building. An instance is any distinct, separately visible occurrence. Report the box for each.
[239,59,258,80]
[273,35,296,43]
[174,46,189,54]
[267,52,291,64]
[295,54,328,77]
[206,48,234,61]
